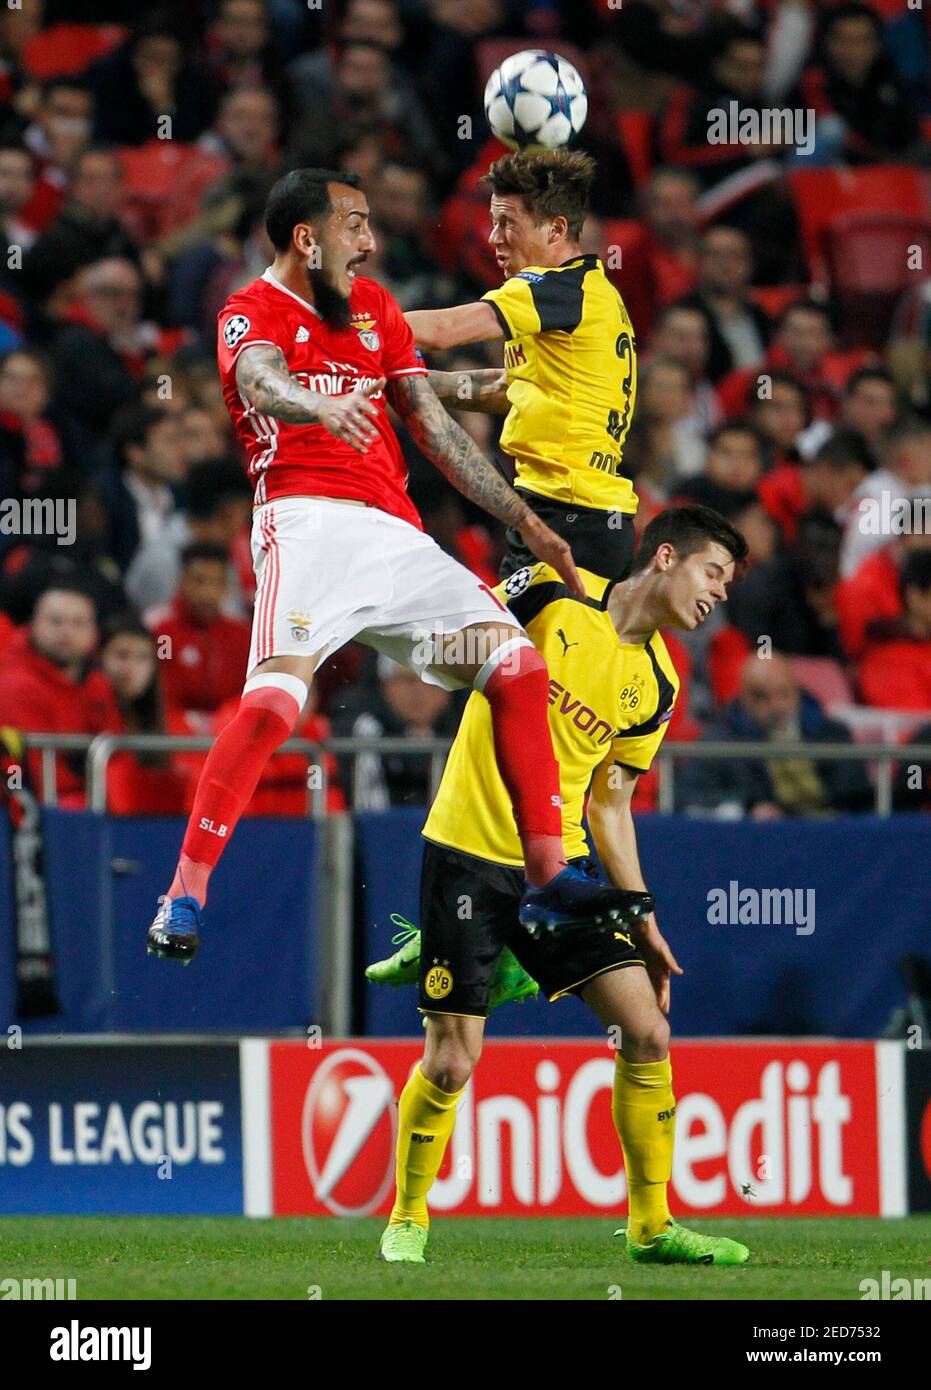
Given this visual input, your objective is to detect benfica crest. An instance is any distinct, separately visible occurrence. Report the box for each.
[352,314,380,351]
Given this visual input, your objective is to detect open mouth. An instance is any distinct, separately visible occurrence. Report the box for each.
[695,598,712,621]
[346,256,367,280]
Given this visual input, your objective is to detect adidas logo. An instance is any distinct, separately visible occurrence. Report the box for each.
[296,326,310,342]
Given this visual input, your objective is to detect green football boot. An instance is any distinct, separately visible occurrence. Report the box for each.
[379,1220,428,1264]
[365,916,540,1010]
[618,1219,750,1266]
[489,947,540,1011]
[365,915,421,986]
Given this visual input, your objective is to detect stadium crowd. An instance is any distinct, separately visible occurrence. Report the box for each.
[0,0,928,817]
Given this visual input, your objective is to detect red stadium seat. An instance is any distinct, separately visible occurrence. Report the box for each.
[750,285,808,319]
[789,657,855,714]
[597,218,656,339]
[116,141,229,243]
[615,110,654,188]
[825,212,931,348]
[21,24,126,79]
[788,166,930,288]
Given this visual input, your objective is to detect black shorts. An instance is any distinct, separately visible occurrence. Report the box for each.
[418,840,644,1017]
[500,489,636,584]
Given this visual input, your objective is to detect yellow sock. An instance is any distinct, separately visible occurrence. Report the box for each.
[612,1054,675,1245]
[390,1064,464,1229]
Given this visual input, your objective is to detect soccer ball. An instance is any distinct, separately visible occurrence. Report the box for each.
[484,50,588,151]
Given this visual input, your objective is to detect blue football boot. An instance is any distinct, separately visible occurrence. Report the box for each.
[520,865,655,940]
[146,895,202,964]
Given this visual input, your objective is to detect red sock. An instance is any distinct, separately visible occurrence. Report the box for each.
[481,642,566,887]
[167,681,304,904]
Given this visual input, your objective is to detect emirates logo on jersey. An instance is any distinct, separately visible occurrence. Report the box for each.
[295,361,383,398]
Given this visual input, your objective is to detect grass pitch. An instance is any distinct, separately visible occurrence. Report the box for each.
[0,1216,928,1301]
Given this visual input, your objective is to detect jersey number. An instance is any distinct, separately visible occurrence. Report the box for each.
[608,332,634,445]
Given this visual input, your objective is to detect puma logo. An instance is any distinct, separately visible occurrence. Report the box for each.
[556,628,579,656]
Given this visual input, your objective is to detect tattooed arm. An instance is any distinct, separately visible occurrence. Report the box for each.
[427,367,509,415]
[235,343,384,452]
[387,374,583,595]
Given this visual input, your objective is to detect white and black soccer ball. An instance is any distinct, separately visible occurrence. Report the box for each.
[484,50,588,151]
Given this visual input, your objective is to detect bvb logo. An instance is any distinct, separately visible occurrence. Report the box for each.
[424,964,454,1000]
[618,675,644,712]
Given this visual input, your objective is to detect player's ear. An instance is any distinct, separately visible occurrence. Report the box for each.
[293,222,317,259]
[549,214,568,244]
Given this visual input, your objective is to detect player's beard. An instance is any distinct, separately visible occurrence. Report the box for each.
[305,265,352,331]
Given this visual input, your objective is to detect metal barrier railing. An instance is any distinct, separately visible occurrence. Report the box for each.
[15,731,931,816]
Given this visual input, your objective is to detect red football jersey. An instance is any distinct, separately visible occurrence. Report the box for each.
[216,268,427,526]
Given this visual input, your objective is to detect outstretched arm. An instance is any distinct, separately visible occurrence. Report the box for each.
[387,373,583,596]
[405,302,503,350]
[427,367,509,415]
[235,343,384,452]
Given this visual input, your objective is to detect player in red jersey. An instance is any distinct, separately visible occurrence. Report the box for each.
[147,168,645,962]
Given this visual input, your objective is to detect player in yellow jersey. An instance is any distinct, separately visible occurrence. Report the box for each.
[406,148,638,582]
[370,506,752,1268]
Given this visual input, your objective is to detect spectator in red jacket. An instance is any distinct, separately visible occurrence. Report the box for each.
[0,347,66,498]
[836,367,898,465]
[835,531,931,660]
[760,429,873,546]
[649,304,723,439]
[858,551,931,711]
[100,614,192,815]
[675,419,765,512]
[0,581,119,805]
[750,370,809,470]
[147,541,251,722]
[718,300,872,422]
[18,77,94,235]
[802,2,920,165]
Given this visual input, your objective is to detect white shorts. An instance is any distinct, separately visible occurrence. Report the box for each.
[248,497,523,690]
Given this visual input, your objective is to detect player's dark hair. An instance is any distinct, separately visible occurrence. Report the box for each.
[480,149,595,241]
[820,2,884,43]
[100,614,165,738]
[708,418,765,455]
[632,504,749,572]
[812,428,875,473]
[901,551,931,597]
[180,541,230,569]
[264,168,362,251]
[753,370,811,426]
[845,365,895,397]
[186,459,252,519]
[111,402,170,460]
[40,75,92,102]
[778,297,835,332]
[33,579,96,618]
[882,413,931,463]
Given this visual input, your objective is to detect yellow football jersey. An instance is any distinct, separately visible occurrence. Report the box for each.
[482,254,638,514]
[423,562,679,867]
